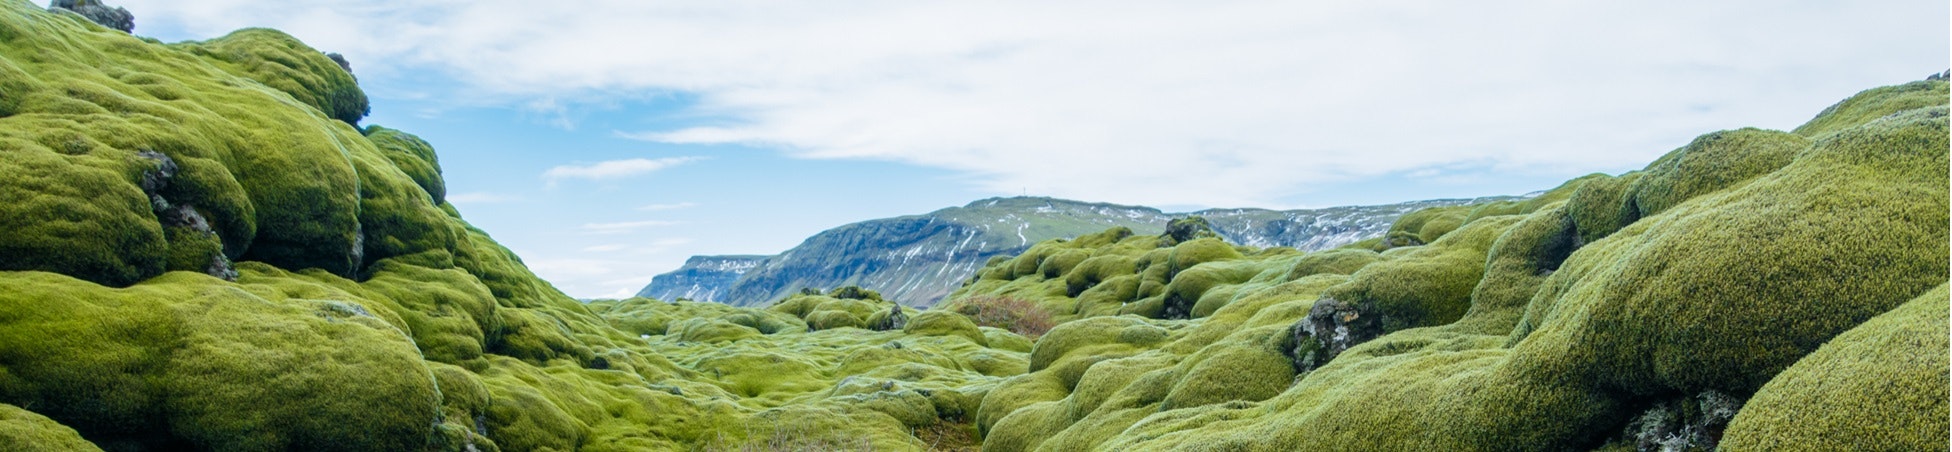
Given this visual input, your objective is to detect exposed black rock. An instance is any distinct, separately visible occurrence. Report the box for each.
[48,0,132,33]
[1287,296,1382,373]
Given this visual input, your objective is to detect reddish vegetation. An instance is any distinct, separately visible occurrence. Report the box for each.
[953,295,1056,339]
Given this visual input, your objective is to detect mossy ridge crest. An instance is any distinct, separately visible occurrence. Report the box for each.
[948,83,1947,451]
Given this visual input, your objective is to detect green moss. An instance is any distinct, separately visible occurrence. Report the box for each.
[1721,284,1949,450]
[0,271,439,451]
[974,374,1070,437]
[675,318,764,343]
[179,28,370,125]
[351,260,503,365]
[1164,238,1242,278]
[0,404,102,452]
[162,224,225,273]
[4,5,1944,450]
[1319,215,1519,333]
[1383,205,1469,246]
[1028,316,1171,372]
[1793,80,1949,137]
[1165,260,1263,319]
[1564,172,1644,245]
[770,293,903,331]
[903,311,989,346]
[364,125,445,204]
[980,327,1034,353]
[1284,248,1381,279]
[0,144,166,286]
[1159,325,1294,411]
[1629,128,1806,218]
[1464,204,1574,336]
[598,298,805,337]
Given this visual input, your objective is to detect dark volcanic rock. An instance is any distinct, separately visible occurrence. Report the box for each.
[48,0,132,33]
[1287,296,1382,373]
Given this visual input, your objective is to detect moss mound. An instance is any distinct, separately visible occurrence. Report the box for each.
[1721,284,1950,450]
[0,404,102,452]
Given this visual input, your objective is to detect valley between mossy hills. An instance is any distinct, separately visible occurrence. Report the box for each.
[0,2,1946,450]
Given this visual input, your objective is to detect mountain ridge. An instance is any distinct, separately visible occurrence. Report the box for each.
[640,194,1519,306]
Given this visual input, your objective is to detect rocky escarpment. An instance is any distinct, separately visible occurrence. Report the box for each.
[647,196,1507,307]
[635,254,766,301]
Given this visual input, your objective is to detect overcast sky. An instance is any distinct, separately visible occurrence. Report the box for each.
[117,0,1948,299]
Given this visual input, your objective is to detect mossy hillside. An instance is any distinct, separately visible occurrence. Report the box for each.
[1793,79,1950,137]
[0,4,390,281]
[1565,171,1645,245]
[955,82,1947,450]
[767,289,919,331]
[629,309,1031,447]
[1627,128,1805,218]
[975,273,1350,450]
[0,404,102,452]
[592,298,806,337]
[1721,284,1950,450]
[365,125,446,204]
[1316,215,1520,334]
[1153,107,1941,451]
[5,1,1947,449]
[1379,173,1597,249]
[0,271,440,451]
[905,310,991,346]
[178,28,370,126]
[0,5,1045,449]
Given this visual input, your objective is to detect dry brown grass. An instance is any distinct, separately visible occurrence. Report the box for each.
[913,421,982,451]
[952,295,1056,339]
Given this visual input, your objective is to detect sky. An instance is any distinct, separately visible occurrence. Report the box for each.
[114,0,1947,299]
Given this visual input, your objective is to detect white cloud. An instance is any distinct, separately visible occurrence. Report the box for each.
[637,202,698,211]
[445,192,517,204]
[579,220,678,234]
[581,238,693,253]
[124,0,1949,207]
[542,157,702,184]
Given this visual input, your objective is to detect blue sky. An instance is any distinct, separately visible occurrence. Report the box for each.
[118,0,1947,298]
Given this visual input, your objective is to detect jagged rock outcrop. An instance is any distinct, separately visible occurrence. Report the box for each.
[47,0,131,33]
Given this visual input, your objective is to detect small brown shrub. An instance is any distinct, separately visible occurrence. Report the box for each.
[952,295,1055,339]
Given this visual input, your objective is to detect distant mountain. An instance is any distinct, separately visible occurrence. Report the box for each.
[640,196,1514,307]
[634,255,768,301]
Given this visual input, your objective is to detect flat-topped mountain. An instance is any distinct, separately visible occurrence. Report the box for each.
[641,195,1513,306]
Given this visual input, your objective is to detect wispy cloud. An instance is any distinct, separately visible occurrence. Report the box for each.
[582,244,629,252]
[579,220,679,234]
[543,157,702,185]
[637,202,698,211]
[126,0,1948,208]
[446,192,518,204]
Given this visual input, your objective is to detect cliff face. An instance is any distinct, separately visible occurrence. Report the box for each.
[648,196,1508,307]
[634,254,767,301]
